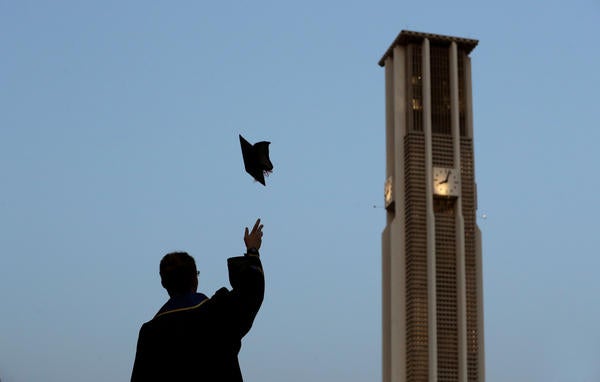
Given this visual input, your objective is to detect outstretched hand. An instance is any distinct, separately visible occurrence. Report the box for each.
[244,218,264,252]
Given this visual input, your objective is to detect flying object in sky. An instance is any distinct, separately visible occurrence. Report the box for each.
[239,134,273,186]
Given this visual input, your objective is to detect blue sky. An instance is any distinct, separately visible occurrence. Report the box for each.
[1,1,599,381]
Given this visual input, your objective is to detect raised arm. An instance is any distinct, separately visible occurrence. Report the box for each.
[214,219,265,339]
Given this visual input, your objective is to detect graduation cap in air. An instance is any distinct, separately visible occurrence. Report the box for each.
[239,134,273,186]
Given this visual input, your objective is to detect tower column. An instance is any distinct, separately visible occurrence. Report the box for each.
[382,55,393,382]
[422,37,438,382]
[390,45,408,382]
[465,56,474,139]
[466,51,486,381]
[450,41,468,382]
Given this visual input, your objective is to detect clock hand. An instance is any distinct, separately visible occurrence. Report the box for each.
[438,170,451,185]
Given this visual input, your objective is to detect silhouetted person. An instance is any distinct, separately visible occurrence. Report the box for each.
[131,219,265,381]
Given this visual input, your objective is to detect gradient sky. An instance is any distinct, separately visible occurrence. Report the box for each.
[1,1,599,381]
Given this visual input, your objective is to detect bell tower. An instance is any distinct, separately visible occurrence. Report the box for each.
[380,31,484,382]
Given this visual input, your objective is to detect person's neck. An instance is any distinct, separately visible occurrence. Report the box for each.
[169,290,196,298]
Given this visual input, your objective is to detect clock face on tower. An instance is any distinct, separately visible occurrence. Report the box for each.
[433,167,460,196]
[384,176,394,209]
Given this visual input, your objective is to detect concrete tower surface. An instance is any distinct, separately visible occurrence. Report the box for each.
[380,30,484,382]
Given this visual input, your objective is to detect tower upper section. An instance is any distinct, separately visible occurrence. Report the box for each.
[379,30,478,143]
[378,30,478,67]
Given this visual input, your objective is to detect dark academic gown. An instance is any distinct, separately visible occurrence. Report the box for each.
[131,255,264,382]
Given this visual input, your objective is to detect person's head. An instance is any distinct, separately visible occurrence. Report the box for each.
[159,252,198,297]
